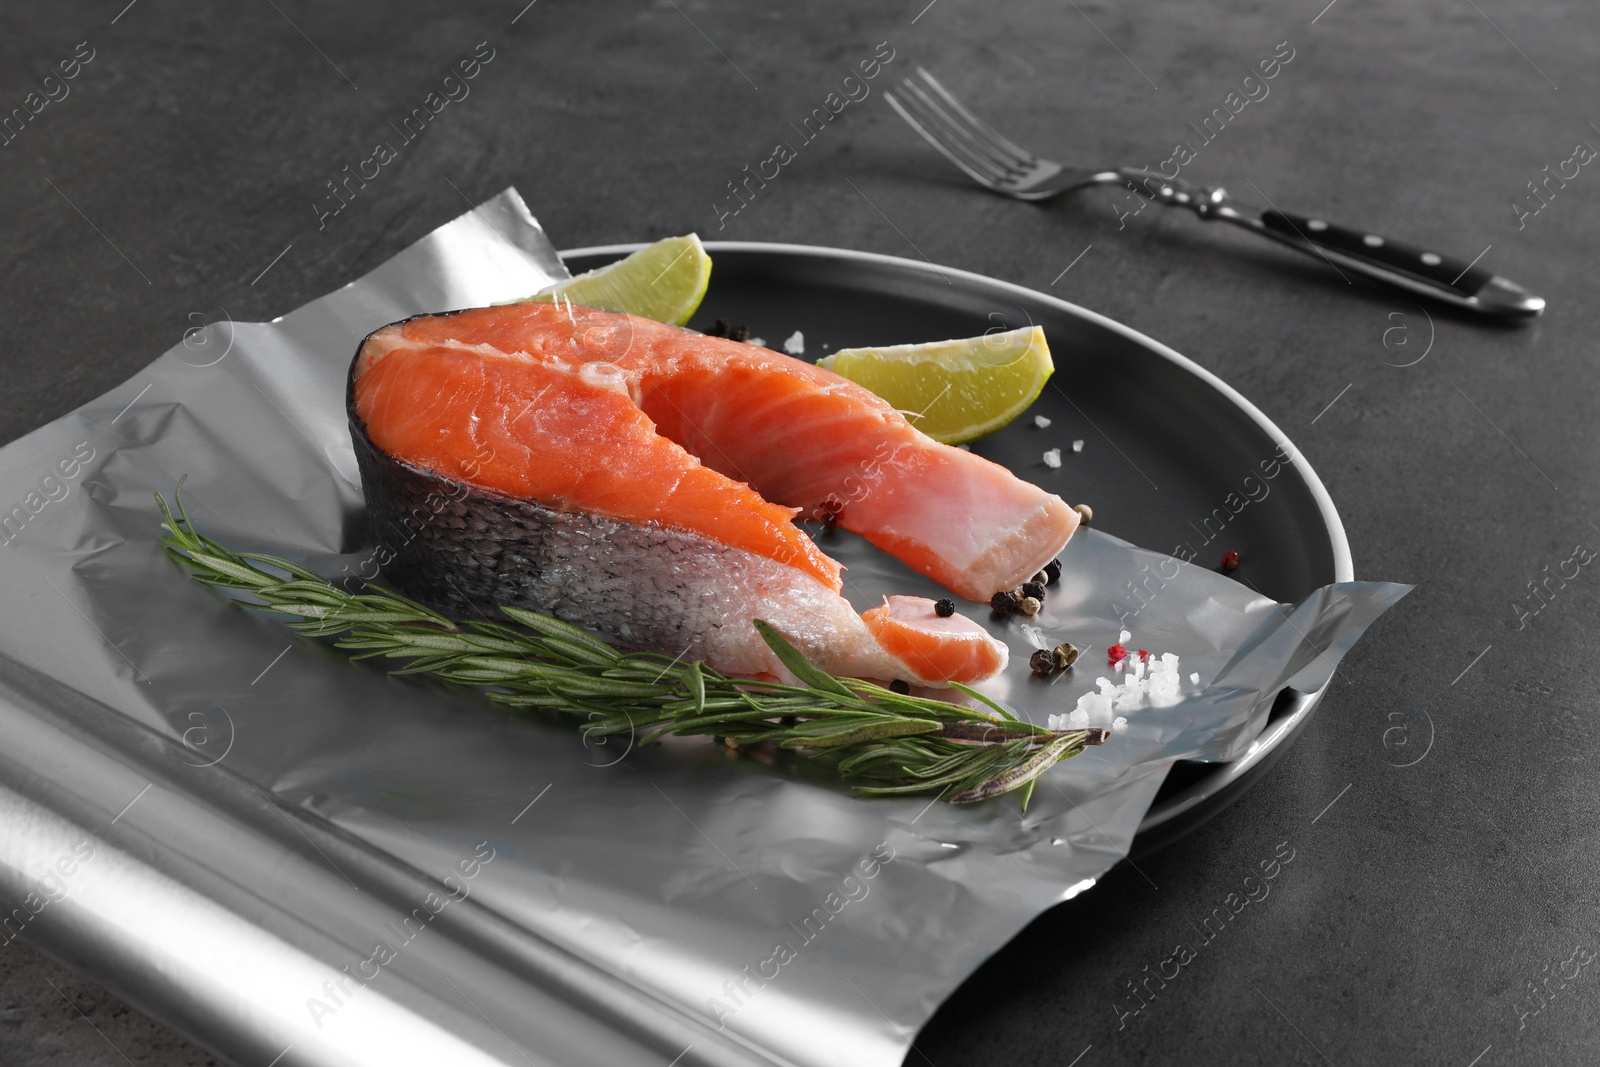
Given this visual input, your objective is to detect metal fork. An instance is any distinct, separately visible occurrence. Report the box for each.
[884,68,1543,318]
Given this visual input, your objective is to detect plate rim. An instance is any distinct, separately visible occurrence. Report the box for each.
[560,239,1355,584]
[560,239,1354,843]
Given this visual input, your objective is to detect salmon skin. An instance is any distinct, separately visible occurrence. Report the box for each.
[348,303,1074,682]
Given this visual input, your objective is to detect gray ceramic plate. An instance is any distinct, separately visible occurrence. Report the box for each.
[563,241,1354,852]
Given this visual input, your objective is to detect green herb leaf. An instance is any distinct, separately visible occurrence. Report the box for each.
[751,619,856,697]
[156,487,1106,807]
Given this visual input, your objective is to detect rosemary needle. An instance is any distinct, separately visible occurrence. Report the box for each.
[157,489,1106,805]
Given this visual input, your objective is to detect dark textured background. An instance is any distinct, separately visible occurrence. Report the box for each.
[1,0,1596,1064]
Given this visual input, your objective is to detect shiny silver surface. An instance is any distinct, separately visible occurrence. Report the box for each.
[0,189,1406,1067]
[885,68,1544,317]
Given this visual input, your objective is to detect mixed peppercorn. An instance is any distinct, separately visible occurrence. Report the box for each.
[990,556,1063,620]
[1029,641,1081,676]
[976,555,1085,677]
[704,319,752,342]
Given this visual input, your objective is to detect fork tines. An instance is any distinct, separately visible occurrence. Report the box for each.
[883,68,1042,189]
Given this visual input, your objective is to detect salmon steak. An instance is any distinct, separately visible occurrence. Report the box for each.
[348,302,1079,684]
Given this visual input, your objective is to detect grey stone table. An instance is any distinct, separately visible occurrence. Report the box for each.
[1,1,1595,1064]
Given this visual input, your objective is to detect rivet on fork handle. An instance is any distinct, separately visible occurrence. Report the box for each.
[1119,169,1228,217]
[887,67,1545,318]
[1113,169,1543,317]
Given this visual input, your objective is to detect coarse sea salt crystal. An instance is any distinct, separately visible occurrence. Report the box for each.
[1190,672,1199,684]
[1047,709,1090,731]
[749,337,766,347]
[1042,448,1062,468]
[783,330,805,355]
[1072,631,1184,721]
[1034,415,1052,428]
[1113,716,1128,731]
[1077,693,1112,721]
[1072,439,1084,453]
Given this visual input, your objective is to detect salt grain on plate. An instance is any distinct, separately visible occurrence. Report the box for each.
[1071,439,1084,453]
[1042,448,1062,469]
[1048,630,1183,731]
[1034,415,1052,429]
[1190,672,1199,684]
[783,330,805,355]
[749,337,766,347]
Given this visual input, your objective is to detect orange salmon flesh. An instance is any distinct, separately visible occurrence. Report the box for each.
[350,302,1075,684]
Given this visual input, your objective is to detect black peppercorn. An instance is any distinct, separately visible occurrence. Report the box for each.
[1021,581,1046,602]
[990,589,1018,615]
[1043,558,1063,585]
[934,598,955,617]
[889,679,910,694]
[1029,649,1056,675]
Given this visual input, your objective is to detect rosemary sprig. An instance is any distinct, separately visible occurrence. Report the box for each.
[157,489,1105,805]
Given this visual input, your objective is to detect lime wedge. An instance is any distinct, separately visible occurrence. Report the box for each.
[527,235,711,326]
[818,326,1054,444]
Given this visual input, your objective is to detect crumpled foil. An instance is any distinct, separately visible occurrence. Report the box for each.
[0,189,1408,1067]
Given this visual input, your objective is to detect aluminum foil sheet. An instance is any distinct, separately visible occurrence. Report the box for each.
[0,188,1409,1067]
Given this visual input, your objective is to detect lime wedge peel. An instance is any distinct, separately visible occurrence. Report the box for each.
[526,234,711,326]
[818,326,1054,445]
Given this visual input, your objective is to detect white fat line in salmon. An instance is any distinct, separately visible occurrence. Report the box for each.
[703,842,896,1030]
[712,41,897,230]
[357,333,550,372]
[352,302,1069,670]
[313,42,496,231]
[810,439,915,521]
[0,40,95,149]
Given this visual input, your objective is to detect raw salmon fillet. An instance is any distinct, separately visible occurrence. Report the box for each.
[861,596,1008,685]
[349,303,1074,682]
[380,303,1079,595]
